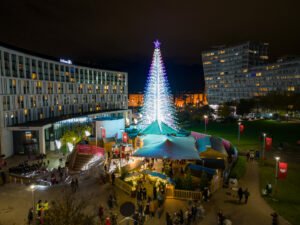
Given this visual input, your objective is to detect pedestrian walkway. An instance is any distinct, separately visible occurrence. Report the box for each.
[200,160,291,225]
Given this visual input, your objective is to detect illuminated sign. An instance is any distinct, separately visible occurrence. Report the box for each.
[60,59,72,64]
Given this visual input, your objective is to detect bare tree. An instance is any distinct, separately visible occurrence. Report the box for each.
[44,194,96,225]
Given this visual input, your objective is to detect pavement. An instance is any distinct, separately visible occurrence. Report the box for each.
[0,155,293,225]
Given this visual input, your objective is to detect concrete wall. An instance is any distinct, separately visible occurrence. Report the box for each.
[1,129,13,158]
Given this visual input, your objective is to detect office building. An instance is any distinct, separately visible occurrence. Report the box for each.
[0,44,131,157]
[202,41,269,104]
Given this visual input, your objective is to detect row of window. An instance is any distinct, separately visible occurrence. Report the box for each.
[0,48,127,85]
[1,93,127,111]
[0,78,126,95]
[3,103,126,127]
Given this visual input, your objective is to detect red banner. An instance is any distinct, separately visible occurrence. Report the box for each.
[204,117,208,125]
[265,137,272,151]
[101,128,106,138]
[278,162,288,179]
[122,132,128,143]
[239,124,245,133]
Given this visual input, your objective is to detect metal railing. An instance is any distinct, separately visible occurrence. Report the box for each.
[115,178,132,195]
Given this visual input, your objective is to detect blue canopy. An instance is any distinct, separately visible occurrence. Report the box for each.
[188,164,216,175]
[133,134,200,160]
[196,136,211,152]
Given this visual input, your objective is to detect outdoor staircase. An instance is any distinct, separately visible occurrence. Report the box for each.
[69,152,94,172]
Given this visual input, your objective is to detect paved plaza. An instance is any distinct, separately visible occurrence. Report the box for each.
[0,153,292,225]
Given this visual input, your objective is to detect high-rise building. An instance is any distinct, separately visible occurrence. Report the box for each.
[0,44,131,157]
[202,41,269,104]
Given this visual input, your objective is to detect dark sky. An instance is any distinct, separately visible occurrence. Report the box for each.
[1,0,299,93]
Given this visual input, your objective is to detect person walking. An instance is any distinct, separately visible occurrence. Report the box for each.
[166,212,172,225]
[98,204,104,224]
[75,177,79,191]
[244,188,250,204]
[105,217,111,225]
[271,212,278,225]
[217,210,225,225]
[238,187,243,203]
[27,207,33,225]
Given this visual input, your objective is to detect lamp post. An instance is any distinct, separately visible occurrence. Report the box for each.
[30,184,36,224]
[262,133,266,160]
[274,156,280,196]
[238,122,241,144]
[203,115,208,133]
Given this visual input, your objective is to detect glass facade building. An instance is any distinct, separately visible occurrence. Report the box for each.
[0,44,130,157]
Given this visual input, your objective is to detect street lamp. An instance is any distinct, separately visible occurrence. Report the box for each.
[274,156,280,195]
[262,133,266,160]
[30,184,36,224]
[203,115,208,133]
[85,130,91,137]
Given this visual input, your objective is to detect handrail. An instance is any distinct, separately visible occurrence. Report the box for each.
[115,178,132,195]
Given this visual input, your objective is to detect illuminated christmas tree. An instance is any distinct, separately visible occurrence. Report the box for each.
[141,40,177,129]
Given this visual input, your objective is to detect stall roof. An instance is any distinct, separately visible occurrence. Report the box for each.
[133,134,200,160]
[141,120,177,135]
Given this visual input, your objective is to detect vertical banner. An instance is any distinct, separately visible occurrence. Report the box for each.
[122,132,128,143]
[239,124,245,133]
[101,128,106,139]
[278,162,288,179]
[265,137,272,151]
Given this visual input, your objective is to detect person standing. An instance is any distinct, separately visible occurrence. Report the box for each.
[111,172,115,185]
[153,185,157,200]
[142,187,147,200]
[238,187,243,203]
[244,188,250,204]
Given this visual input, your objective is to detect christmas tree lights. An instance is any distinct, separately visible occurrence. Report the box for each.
[141,40,177,129]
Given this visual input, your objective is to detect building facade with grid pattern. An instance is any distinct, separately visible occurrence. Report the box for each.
[0,45,129,157]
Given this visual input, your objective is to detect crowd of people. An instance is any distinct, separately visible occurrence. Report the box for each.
[165,201,205,225]
[27,199,49,225]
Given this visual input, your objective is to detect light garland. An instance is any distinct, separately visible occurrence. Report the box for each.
[141,40,177,129]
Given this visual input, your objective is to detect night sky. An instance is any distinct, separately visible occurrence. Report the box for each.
[1,0,299,93]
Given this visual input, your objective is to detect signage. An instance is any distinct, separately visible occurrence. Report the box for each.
[59,59,72,64]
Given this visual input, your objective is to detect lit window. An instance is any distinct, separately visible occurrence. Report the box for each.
[219,50,225,54]
[58,105,62,111]
[220,60,225,63]
[256,72,262,77]
[243,69,248,73]
[31,73,37,79]
[204,61,212,65]
[220,72,224,75]
[260,56,269,60]
[288,86,295,91]
[256,83,260,86]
